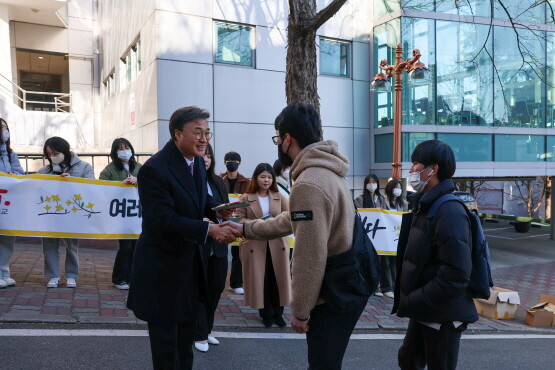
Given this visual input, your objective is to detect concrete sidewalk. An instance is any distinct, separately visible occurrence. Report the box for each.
[0,227,554,332]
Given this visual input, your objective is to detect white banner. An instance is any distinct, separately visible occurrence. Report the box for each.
[358,208,405,256]
[0,173,141,239]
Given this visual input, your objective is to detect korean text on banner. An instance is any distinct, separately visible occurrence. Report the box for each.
[357,208,404,256]
[0,173,141,239]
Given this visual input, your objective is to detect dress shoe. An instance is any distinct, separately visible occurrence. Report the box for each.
[274,316,286,327]
[207,336,219,345]
[262,318,273,328]
[194,342,209,352]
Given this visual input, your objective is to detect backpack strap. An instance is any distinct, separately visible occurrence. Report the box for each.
[427,193,461,220]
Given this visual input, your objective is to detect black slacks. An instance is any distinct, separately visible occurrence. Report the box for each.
[112,239,136,285]
[147,322,196,370]
[306,298,366,370]
[398,318,467,370]
[194,254,228,341]
[229,245,243,289]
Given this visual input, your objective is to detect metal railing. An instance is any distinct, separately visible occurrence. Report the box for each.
[18,152,153,175]
[0,73,72,112]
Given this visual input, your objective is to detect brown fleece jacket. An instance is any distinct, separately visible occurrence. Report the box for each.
[244,140,354,319]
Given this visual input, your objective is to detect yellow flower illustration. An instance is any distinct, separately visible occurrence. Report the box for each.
[45,197,52,202]
[52,195,60,202]
[65,200,72,206]
[44,205,51,211]
[55,205,64,212]
[86,202,95,209]
[71,207,78,213]
[74,194,82,201]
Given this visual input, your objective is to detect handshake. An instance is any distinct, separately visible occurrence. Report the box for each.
[207,220,244,244]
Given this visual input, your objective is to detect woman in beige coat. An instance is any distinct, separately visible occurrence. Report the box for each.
[236,163,291,328]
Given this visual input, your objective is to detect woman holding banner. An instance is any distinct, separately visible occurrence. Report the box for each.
[38,137,95,288]
[99,138,142,290]
[236,163,291,328]
[0,118,24,288]
[384,179,408,213]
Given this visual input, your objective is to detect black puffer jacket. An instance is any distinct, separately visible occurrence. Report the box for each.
[392,179,478,323]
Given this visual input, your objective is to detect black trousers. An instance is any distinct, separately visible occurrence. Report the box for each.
[147,321,196,370]
[306,298,366,370]
[194,254,228,341]
[398,319,467,370]
[112,239,136,285]
[379,255,396,293]
[258,245,283,320]
[229,245,243,289]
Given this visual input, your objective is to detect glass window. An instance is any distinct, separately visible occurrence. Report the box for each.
[215,22,254,67]
[374,0,400,20]
[436,0,490,17]
[436,21,493,126]
[548,33,555,128]
[437,133,492,161]
[402,132,435,161]
[494,0,544,24]
[125,39,141,84]
[320,38,350,77]
[401,18,435,125]
[494,135,545,161]
[546,136,555,161]
[373,20,400,128]
[375,134,393,163]
[401,0,434,12]
[494,26,546,128]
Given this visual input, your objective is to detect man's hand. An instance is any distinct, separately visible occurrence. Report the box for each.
[291,317,309,334]
[225,221,244,236]
[215,207,235,220]
[208,223,241,244]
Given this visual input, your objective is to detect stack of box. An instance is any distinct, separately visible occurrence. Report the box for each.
[525,295,555,327]
[473,287,520,320]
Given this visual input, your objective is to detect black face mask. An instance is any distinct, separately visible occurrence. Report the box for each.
[226,162,239,172]
[278,142,293,167]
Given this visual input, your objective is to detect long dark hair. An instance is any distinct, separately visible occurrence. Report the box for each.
[245,163,278,194]
[205,143,217,183]
[110,138,137,172]
[362,174,382,208]
[43,137,72,173]
[385,179,405,210]
[0,118,12,155]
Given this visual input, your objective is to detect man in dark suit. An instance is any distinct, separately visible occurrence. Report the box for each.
[127,106,240,369]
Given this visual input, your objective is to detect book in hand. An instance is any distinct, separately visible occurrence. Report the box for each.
[211,201,250,211]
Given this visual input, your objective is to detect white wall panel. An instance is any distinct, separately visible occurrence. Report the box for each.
[156,0,212,17]
[69,29,94,56]
[68,58,92,85]
[213,0,288,28]
[316,0,353,40]
[353,80,370,128]
[321,126,354,176]
[353,41,370,82]
[318,77,354,127]
[256,26,287,72]
[14,23,68,53]
[353,128,371,176]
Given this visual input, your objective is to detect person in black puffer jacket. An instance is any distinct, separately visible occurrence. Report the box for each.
[392,140,478,370]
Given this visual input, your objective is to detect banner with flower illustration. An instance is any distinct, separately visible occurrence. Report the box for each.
[0,173,141,239]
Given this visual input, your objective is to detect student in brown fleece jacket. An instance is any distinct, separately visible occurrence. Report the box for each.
[230,103,364,370]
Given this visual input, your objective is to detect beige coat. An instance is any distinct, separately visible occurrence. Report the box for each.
[236,191,291,309]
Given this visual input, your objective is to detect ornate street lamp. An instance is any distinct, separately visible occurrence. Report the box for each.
[371,44,430,180]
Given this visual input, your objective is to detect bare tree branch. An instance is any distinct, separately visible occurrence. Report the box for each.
[310,0,349,32]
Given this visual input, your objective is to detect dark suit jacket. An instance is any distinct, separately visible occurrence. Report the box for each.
[127,140,219,325]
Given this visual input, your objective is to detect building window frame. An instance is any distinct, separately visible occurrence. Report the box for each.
[214,21,255,68]
[319,37,351,78]
[121,37,142,84]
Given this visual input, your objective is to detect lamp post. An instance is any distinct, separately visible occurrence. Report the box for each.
[371,44,430,180]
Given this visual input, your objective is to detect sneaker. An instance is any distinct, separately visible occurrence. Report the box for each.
[194,342,209,352]
[0,279,7,289]
[374,291,384,297]
[384,291,395,299]
[3,277,16,286]
[232,287,244,295]
[47,278,59,288]
[114,282,130,290]
[207,336,219,345]
[66,278,77,288]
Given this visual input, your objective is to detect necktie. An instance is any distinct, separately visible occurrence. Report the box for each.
[189,162,194,176]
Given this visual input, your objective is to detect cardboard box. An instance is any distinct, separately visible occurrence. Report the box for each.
[525,294,555,327]
[474,287,520,320]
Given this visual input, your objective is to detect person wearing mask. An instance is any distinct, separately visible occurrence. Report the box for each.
[38,136,95,288]
[384,179,408,213]
[0,118,24,288]
[273,159,291,196]
[99,138,142,290]
[354,174,388,297]
[220,151,249,295]
[194,143,230,353]
[235,163,291,328]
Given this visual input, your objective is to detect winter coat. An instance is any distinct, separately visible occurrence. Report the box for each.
[392,179,479,323]
[236,191,291,309]
[99,161,142,181]
[37,152,95,179]
[354,192,387,209]
[219,172,250,194]
[0,145,24,175]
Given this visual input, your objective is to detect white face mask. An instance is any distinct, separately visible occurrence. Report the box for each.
[50,153,65,165]
[366,183,378,192]
[409,166,434,193]
[393,188,402,197]
[1,130,9,143]
[117,149,132,162]
[282,170,290,180]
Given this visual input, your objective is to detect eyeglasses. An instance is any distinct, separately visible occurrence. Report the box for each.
[181,130,213,140]
[272,136,280,145]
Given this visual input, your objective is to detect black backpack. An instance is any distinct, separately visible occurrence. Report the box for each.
[320,212,381,313]
[427,194,494,299]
